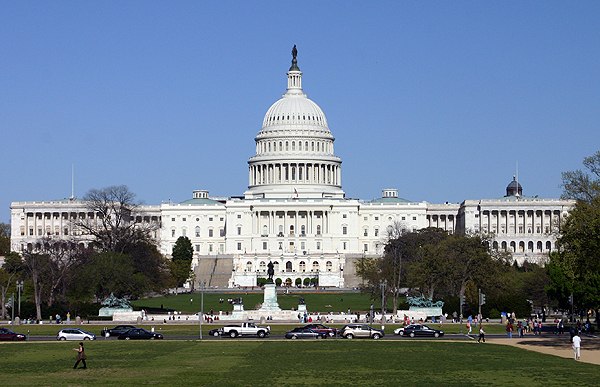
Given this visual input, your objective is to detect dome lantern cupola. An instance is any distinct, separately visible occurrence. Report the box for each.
[505,176,523,197]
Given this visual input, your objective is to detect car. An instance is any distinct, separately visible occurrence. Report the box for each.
[393,326,405,336]
[340,324,384,339]
[401,324,444,338]
[57,328,96,341]
[0,327,26,341]
[100,325,137,337]
[303,323,338,337]
[208,328,223,337]
[285,327,328,339]
[118,328,163,340]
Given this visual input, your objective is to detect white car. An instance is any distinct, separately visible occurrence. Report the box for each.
[57,328,96,341]
[394,327,405,335]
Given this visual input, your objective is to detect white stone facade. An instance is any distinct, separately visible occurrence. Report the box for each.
[9,50,574,287]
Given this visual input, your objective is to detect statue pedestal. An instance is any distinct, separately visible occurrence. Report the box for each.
[259,284,281,311]
[99,307,133,317]
[232,303,245,320]
[297,304,307,313]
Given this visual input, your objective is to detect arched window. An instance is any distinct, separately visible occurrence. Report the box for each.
[292,141,295,151]
[510,241,516,252]
[262,225,268,236]
[286,261,293,272]
[492,241,498,250]
[312,261,319,271]
[289,225,294,235]
[273,261,280,272]
[501,241,507,251]
[246,261,253,271]
[195,226,201,237]
[528,241,534,252]
[279,142,282,151]
[546,241,552,251]
[300,225,306,236]
[286,141,289,151]
[537,241,543,251]
[326,261,332,272]
[519,241,525,252]
[299,261,306,272]
[316,225,321,235]
[259,261,266,271]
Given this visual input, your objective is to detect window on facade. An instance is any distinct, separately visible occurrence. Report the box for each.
[263,242,267,250]
[299,261,306,272]
[316,242,321,250]
[209,217,213,221]
[342,226,347,235]
[237,242,242,251]
[171,229,176,237]
[301,241,305,250]
[413,217,416,221]
[195,227,200,237]
[343,214,347,218]
[209,244,213,252]
[209,229,213,237]
[374,228,379,237]
[182,218,186,222]
[171,217,175,222]
[237,226,242,235]
[363,229,368,237]
[289,225,294,235]
[260,261,266,271]
[343,242,347,250]
[401,217,406,221]
[326,261,332,272]
[286,261,293,272]
[220,228,225,237]
[312,261,319,271]
[316,225,321,235]
[364,244,368,252]
[375,216,379,220]
[29,228,34,236]
[246,261,252,271]
[237,214,241,219]
[301,225,306,235]
[182,228,187,237]
[195,244,200,252]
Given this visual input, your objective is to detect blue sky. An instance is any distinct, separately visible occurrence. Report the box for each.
[1,1,599,223]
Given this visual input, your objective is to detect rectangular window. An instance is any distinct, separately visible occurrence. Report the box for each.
[375,216,379,220]
[343,242,347,250]
[220,229,225,237]
[182,218,186,222]
[363,230,368,236]
[209,217,213,221]
[343,214,347,218]
[342,226,347,235]
[364,244,368,252]
[171,229,176,237]
[262,242,267,250]
[237,242,242,251]
[209,229,213,237]
[413,217,416,221]
[209,244,213,252]
[316,242,321,250]
[237,214,241,219]
[374,228,379,237]
[29,228,34,236]
[195,244,200,252]
[237,227,242,235]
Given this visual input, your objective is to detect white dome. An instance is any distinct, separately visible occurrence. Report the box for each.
[262,94,329,130]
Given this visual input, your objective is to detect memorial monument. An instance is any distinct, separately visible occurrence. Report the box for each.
[98,293,134,317]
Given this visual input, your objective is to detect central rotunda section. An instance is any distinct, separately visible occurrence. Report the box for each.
[244,46,344,200]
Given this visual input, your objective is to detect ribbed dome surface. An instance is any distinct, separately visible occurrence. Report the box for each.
[262,95,329,130]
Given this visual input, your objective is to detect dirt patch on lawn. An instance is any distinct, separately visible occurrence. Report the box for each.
[489,335,600,366]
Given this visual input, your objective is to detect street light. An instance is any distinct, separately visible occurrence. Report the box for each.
[199,281,206,340]
[16,280,24,318]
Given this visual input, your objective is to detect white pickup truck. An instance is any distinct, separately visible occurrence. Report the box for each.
[220,322,270,338]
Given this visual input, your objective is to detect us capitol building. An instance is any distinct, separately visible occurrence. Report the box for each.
[10,48,574,288]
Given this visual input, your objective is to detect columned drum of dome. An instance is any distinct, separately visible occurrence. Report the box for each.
[245,47,344,200]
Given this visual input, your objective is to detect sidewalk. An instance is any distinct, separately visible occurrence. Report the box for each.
[490,335,600,366]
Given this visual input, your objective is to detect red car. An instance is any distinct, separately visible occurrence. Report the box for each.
[303,324,338,337]
[0,327,26,341]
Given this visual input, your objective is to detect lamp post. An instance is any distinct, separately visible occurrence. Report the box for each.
[199,281,205,340]
[379,280,387,322]
[16,280,24,318]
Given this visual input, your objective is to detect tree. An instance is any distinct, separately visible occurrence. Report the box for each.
[76,185,156,253]
[550,151,600,317]
[0,223,10,255]
[170,237,193,290]
[21,252,51,321]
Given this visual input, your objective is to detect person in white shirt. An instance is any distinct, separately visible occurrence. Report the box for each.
[572,333,581,360]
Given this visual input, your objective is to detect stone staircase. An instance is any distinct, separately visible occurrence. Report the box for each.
[194,255,234,288]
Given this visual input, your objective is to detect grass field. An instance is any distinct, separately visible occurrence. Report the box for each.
[0,340,597,386]
[131,291,381,315]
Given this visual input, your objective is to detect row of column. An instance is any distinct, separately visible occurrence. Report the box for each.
[480,209,561,234]
[249,162,341,186]
[249,210,330,237]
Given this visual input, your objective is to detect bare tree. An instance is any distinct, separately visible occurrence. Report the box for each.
[75,185,156,253]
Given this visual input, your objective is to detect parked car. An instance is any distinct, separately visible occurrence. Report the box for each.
[57,328,96,341]
[100,325,137,337]
[401,324,444,338]
[0,327,26,341]
[285,327,328,339]
[118,328,163,340]
[303,323,338,337]
[340,324,384,339]
[393,326,405,336]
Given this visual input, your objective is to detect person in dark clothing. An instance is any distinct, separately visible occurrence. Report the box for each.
[73,342,87,369]
[478,326,486,343]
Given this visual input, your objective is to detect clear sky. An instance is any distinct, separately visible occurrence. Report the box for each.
[1,1,599,223]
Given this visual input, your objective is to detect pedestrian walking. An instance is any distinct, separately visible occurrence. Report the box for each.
[572,332,581,360]
[478,326,486,343]
[73,342,87,369]
[506,322,513,338]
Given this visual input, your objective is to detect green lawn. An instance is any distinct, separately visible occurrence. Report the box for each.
[131,291,379,314]
[0,340,596,386]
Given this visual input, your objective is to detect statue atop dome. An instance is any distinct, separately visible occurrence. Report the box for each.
[289,44,300,71]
